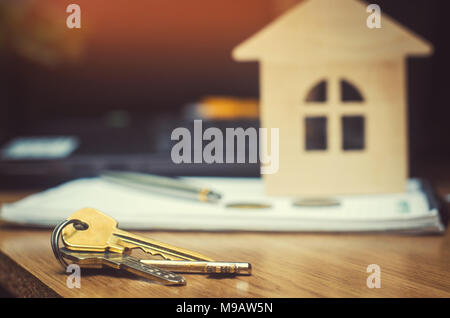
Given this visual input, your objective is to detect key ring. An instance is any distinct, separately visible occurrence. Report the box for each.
[51,219,89,269]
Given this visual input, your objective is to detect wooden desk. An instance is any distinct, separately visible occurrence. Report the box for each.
[0,188,449,298]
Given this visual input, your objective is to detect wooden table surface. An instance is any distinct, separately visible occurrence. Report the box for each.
[0,187,449,298]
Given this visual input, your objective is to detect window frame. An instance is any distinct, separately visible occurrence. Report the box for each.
[303,78,366,153]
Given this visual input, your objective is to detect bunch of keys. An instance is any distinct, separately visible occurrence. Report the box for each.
[51,208,251,286]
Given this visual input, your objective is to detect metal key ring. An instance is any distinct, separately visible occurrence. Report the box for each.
[51,219,88,269]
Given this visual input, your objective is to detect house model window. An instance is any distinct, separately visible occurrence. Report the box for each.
[304,79,365,151]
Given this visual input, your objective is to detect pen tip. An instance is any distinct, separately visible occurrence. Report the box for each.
[207,192,222,203]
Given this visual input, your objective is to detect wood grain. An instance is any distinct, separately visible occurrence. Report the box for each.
[0,189,449,297]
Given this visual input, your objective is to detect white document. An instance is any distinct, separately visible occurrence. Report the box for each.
[0,177,444,233]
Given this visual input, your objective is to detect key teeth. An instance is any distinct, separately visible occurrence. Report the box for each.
[140,248,185,261]
[149,251,179,261]
[114,233,214,261]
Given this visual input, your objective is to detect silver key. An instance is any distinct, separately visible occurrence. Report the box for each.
[59,248,186,286]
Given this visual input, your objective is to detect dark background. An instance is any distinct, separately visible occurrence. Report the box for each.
[1,0,449,172]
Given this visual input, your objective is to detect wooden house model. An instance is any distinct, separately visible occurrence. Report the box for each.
[233,0,433,196]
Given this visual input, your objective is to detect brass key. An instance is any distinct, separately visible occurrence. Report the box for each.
[62,208,214,261]
[59,247,186,285]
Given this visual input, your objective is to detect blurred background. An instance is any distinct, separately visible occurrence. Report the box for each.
[0,0,449,187]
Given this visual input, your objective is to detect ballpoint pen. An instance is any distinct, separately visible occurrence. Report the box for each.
[100,170,222,203]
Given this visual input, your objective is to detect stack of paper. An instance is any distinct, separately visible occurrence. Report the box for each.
[0,177,445,233]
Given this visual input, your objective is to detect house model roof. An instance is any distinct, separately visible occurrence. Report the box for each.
[233,0,433,63]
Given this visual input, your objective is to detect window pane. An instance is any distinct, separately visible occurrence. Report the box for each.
[305,117,327,150]
[305,81,327,103]
[341,80,364,102]
[342,116,365,150]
